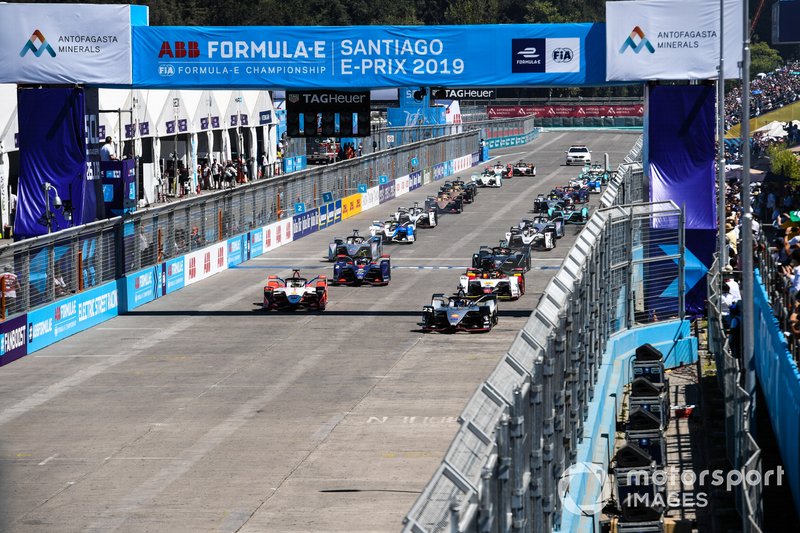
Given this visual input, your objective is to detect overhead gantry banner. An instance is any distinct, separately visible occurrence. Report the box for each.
[132,24,608,89]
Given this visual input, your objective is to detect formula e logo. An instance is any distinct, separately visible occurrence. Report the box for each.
[511,39,545,73]
[158,64,175,77]
[552,48,573,63]
[158,41,200,58]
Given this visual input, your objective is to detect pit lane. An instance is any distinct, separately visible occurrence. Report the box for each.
[0,130,640,532]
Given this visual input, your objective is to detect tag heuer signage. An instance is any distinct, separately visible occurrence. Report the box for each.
[432,88,496,100]
[286,90,370,112]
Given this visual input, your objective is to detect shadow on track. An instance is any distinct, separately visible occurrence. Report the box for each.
[125,309,536,318]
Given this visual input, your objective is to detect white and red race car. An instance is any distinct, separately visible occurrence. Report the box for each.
[458,267,526,301]
[263,270,328,311]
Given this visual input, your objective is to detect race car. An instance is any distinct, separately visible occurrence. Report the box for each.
[505,221,557,251]
[426,192,463,214]
[449,180,478,204]
[419,291,498,333]
[489,163,506,176]
[331,250,391,286]
[583,163,611,184]
[263,270,327,311]
[369,219,416,243]
[472,243,532,273]
[512,161,537,176]
[327,229,383,261]
[537,214,565,238]
[564,186,590,205]
[533,194,550,214]
[563,206,591,225]
[394,202,437,228]
[459,267,525,300]
[472,170,503,188]
[578,165,603,193]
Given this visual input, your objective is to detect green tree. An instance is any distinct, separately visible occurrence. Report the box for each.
[750,41,783,78]
[444,0,499,24]
[769,144,800,182]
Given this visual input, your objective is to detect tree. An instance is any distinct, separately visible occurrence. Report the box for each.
[768,144,800,182]
[750,41,783,78]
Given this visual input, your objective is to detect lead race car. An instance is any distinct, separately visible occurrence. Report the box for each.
[459,267,525,300]
[327,229,382,261]
[263,270,328,311]
[420,290,499,333]
[425,191,463,214]
[369,219,416,243]
[331,244,391,286]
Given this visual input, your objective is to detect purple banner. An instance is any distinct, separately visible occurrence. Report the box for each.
[200,117,209,130]
[379,181,396,204]
[211,116,220,128]
[0,314,28,367]
[230,114,238,127]
[166,120,175,134]
[124,124,135,139]
[240,114,248,126]
[409,171,422,191]
[139,122,150,135]
[178,119,188,132]
[292,208,319,240]
[648,85,716,230]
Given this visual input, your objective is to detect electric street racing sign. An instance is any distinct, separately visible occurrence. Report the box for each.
[133,24,606,88]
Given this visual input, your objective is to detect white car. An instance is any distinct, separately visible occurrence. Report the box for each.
[471,171,503,188]
[565,145,591,166]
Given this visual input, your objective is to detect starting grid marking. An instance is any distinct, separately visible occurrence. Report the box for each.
[232,265,560,271]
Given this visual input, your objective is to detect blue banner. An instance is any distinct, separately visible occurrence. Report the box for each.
[250,228,263,257]
[379,181,396,204]
[754,271,800,512]
[27,282,119,353]
[125,265,161,310]
[292,208,319,240]
[132,24,606,88]
[227,235,246,267]
[164,257,185,294]
[0,314,28,367]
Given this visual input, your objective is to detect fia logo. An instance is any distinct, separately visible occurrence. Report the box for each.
[159,64,175,77]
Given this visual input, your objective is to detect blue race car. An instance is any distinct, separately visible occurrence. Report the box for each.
[331,246,391,286]
[327,229,383,261]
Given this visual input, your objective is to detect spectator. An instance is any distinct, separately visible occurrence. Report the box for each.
[0,264,21,317]
[100,136,118,162]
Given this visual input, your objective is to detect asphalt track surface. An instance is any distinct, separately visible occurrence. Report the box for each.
[0,130,640,533]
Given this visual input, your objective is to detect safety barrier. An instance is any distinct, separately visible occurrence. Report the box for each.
[706,257,764,532]
[402,138,689,532]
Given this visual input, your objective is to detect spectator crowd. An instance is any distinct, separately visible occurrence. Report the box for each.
[725,60,800,130]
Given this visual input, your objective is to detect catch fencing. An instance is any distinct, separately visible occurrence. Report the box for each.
[402,138,685,532]
[0,125,491,320]
[706,257,764,532]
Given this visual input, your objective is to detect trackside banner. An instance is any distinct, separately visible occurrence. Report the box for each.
[132,24,607,88]
[0,4,146,84]
[606,0,742,81]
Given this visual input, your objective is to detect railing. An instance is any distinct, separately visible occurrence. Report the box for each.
[0,217,120,319]
[1,123,508,320]
[402,139,685,532]
[706,256,764,532]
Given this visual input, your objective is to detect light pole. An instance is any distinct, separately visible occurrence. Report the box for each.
[173,97,180,196]
[740,0,756,411]
[41,182,62,233]
[717,0,727,273]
